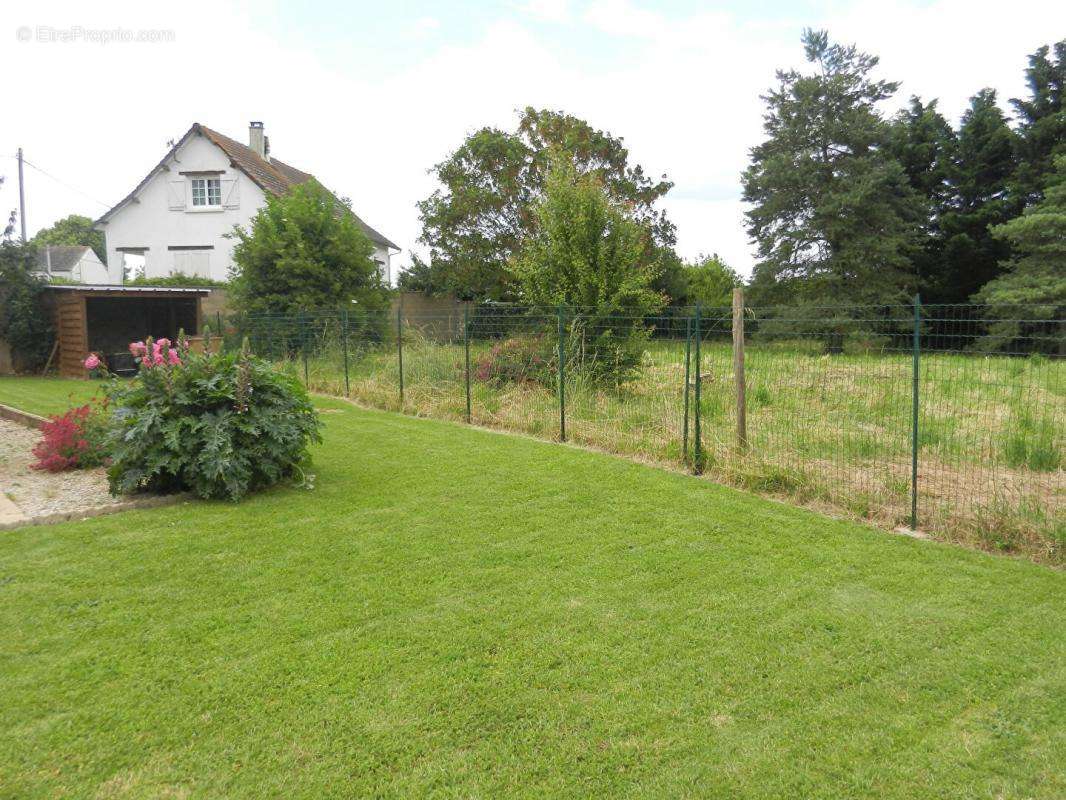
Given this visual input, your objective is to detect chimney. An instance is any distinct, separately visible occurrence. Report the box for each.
[249,121,265,158]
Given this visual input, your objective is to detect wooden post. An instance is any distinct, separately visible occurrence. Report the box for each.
[732,288,747,450]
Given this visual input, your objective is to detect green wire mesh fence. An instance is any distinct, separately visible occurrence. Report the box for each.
[221,299,1064,561]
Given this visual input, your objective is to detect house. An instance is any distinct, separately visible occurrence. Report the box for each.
[32,245,109,284]
[94,122,399,285]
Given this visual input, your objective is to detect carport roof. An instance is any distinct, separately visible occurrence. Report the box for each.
[45,285,211,295]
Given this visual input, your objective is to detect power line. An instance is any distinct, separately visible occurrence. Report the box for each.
[9,153,113,210]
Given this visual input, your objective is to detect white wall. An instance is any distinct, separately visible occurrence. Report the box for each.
[99,133,267,283]
[73,250,109,283]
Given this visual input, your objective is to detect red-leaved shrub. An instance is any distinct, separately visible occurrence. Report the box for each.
[31,403,110,472]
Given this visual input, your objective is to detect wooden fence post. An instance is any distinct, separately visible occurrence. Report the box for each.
[732,288,747,450]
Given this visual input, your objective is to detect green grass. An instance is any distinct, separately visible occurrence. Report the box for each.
[0,377,107,417]
[276,332,1066,559]
[1,399,1064,798]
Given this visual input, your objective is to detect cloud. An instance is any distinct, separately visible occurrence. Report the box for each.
[517,0,571,24]
[409,16,440,41]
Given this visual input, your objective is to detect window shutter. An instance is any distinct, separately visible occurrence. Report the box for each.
[221,177,239,209]
[167,180,186,210]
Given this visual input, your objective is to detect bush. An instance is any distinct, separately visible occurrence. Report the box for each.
[475,336,551,386]
[107,336,322,500]
[0,241,54,372]
[31,402,110,472]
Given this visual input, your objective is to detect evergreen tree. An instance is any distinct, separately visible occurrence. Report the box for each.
[975,154,1066,326]
[887,97,957,295]
[742,30,922,306]
[1011,40,1066,206]
[937,89,1020,302]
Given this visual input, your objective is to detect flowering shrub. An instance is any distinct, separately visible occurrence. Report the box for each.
[32,402,110,472]
[106,336,321,501]
[474,336,552,386]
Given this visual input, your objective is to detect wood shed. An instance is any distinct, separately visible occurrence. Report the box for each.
[46,285,211,378]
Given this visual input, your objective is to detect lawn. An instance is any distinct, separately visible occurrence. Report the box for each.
[253,326,1065,559]
[1,393,1063,798]
[0,377,108,417]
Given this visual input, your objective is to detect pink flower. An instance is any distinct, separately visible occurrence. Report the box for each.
[167,348,181,366]
[129,341,146,357]
[83,354,100,370]
[156,338,171,351]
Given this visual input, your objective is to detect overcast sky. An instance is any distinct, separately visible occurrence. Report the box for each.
[2,0,1063,277]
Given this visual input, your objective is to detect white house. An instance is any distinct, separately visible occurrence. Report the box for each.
[95,122,398,285]
[33,245,110,284]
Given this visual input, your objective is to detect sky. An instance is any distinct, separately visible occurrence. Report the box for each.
[2,0,1063,279]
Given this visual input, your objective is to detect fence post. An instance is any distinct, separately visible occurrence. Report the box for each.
[732,287,747,450]
[557,305,567,442]
[301,312,309,385]
[397,297,404,407]
[342,308,350,397]
[910,294,921,531]
[693,304,703,474]
[464,305,472,424]
[682,315,692,464]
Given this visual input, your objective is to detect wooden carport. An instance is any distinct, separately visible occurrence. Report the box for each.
[47,285,210,378]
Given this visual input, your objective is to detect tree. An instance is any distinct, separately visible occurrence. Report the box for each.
[936,89,1020,302]
[1011,40,1066,206]
[31,214,106,263]
[887,97,957,294]
[228,180,390,315]
[0,240,54,371]
[742,30,922,306]
[974,154,1066,352]
[510,157,665,383]
[417,107,674,301]
[684,254,741,307]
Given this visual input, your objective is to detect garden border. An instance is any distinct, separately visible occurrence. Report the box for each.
[0,403,47,430]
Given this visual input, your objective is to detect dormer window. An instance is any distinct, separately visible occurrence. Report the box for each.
[191,177,222,207]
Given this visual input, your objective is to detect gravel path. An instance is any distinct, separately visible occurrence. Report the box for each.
[0,419,124,519]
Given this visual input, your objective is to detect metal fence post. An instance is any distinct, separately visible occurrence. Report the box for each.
[733,287,747,450]
[301,312,309,385]
[557,305,566,442]
[910,293,921,531]
[397,298,404,407]
[682,315,692,463]
[464,305,472,423]
[693,304,703,474]
[342,308,350,397]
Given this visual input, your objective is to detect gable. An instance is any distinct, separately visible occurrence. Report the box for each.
[96,123,399,250]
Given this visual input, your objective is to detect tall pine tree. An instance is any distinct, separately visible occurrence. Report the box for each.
[743,30,922,306]
[887,96,957,296]
[1011,40,1066,206]
[937,89,1019,303]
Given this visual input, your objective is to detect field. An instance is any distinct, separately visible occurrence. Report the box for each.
[247,319,1065,562]
[1,391,1064,798]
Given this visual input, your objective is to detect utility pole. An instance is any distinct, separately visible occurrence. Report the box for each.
[17,147,27,241]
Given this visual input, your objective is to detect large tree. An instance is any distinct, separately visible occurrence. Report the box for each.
[1011,40,1066,207]
[936,89,1020,302]
[887,97,957,295]
[416,107,674,301]
[229,180,390,315]
[31,214,106,263]
[743,30,922,306]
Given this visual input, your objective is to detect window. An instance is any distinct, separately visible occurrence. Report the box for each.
[190,177,221,207]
